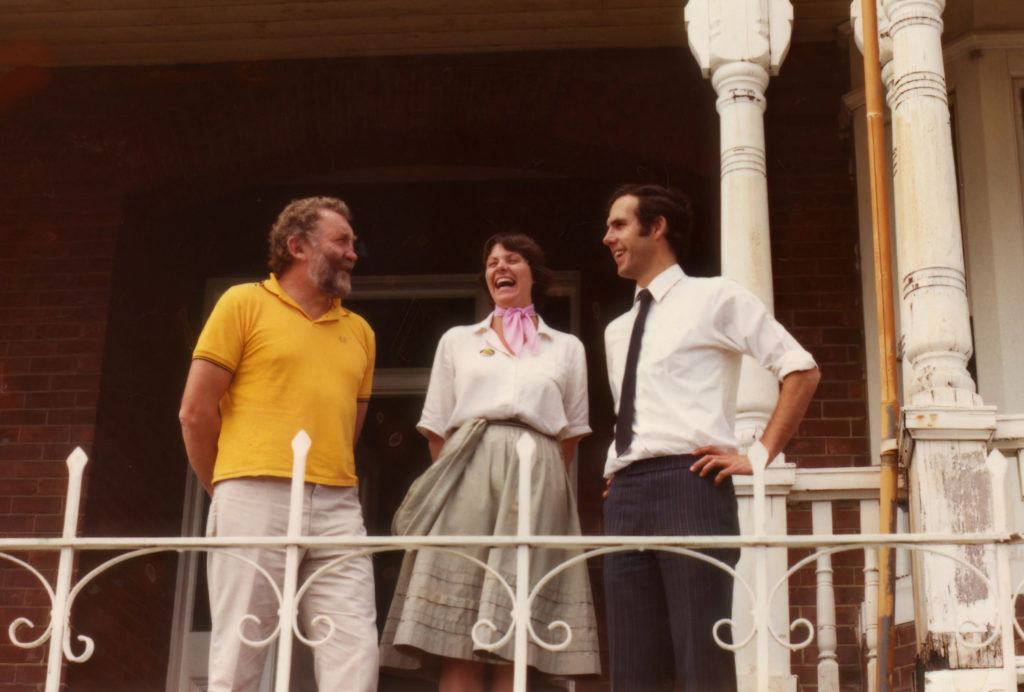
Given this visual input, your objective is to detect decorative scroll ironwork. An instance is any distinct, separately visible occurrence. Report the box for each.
[2,440,1023,692]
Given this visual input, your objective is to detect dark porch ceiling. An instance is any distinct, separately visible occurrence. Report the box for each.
[0,0,853,67]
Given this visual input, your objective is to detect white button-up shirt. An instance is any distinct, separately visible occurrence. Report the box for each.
[418,314,591,441]
[604,264,816,476]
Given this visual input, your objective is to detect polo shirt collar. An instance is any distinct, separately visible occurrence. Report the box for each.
[637,263,685,303]
[262,273,348,322]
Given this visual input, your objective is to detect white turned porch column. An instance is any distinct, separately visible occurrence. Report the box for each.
[686,3,795,689]
[685,0,793,450]
[883,0,977,409]
[853,0,1006,685]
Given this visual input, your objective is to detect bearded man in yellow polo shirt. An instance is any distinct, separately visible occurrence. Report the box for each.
[179,197,378,691]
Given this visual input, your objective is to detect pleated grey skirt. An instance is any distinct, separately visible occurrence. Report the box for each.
[379,419,601,678]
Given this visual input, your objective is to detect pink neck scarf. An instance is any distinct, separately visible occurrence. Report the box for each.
[494,305,538,356]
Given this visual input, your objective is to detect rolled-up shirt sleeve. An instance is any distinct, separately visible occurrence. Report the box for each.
[561,337,592,440]
[715,280,817,380]
[416,332,456,439]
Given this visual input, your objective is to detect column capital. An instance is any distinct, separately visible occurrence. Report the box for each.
[685,0,793,78]
[881,0,945,31]
[850,1,898,100]
[711,60,770,113]
[850,0,894,65]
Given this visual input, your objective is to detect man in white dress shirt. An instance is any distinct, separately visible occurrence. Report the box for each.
[601,184,820,691]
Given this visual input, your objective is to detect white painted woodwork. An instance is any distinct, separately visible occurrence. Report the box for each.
[47,448,87,692]
[879,0,1003,675]
[846,17,1024,624]
[942,2,1024,40]
[733,464,895,691]
[812,502,840,692]
[992,414,1024,620]
[924,668,1017,691]
[733,464,798,692]
[935,32,1024,653]
[884,0,979,407]
[685,0,792,449]
[859,499,880,692]
[987,448,1021,691]
[842,81,886,469]
[166,468,208,692]
[847,21,1024,454]
[844,0,895,471]
[0,0,852,67]
[904,406,1002,673]
[942,35,1024,415]
[15,439,1024,692]
[850,0,1020,681]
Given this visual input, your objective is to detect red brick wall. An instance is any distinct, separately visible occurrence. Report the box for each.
[0,198,116,529]
[788,502,874,691]
[767,46,871,471]
[0,42,879,690]
[764,42,920,691]
[0,60,120,682]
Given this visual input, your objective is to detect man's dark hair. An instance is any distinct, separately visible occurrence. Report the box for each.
[481,232,554,306]
[607,184,692,260]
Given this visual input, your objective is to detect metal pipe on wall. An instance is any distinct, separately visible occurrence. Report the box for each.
[857,0,900,689]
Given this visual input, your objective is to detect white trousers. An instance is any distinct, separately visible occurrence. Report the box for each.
[206,478,378,692]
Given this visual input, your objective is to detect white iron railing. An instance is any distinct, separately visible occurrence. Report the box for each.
[2,435,1023,691]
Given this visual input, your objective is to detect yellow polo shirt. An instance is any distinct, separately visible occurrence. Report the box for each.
[193,275,374,487]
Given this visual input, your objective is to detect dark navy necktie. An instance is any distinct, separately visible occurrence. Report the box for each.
[615,289,653,457]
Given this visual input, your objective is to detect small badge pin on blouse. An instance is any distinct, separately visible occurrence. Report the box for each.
[480,348,495,356]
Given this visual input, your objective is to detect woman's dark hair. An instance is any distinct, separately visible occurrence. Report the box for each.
[606,183,692,261]
[480,232,554,306]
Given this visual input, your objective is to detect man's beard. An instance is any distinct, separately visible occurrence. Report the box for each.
[308,249,352,299]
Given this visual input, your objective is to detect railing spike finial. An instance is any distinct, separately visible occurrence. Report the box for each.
[512,431,536,692]
[515,433,536,468]
[275,428,313,691]
[291,430,312,459]
[66,447,88,476]
[62,448,89,540]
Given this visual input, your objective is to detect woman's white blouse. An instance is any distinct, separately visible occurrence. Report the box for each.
[417,314,591,441]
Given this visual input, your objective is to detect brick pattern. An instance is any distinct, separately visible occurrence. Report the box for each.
[788,506,917,692]
[788,502,877,691]
[762,42,918,691]
[0,43,881,689]
[0,138,117,684]
[0,226,113,533]
[766,46,871,471]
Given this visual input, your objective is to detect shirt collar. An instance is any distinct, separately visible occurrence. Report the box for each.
[261,273,348,322]
[472,315,492,333]
[472,311,555,338]
[636,263,685,303]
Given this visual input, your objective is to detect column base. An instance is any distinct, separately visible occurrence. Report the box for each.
[902,404,1003,670]
[737,672,797,692]
[924,668,1016,691]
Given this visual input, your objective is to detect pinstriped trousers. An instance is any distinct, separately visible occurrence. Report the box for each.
[603,455,740,692]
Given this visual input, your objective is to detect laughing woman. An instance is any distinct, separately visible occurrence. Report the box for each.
[380,233,600,690]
